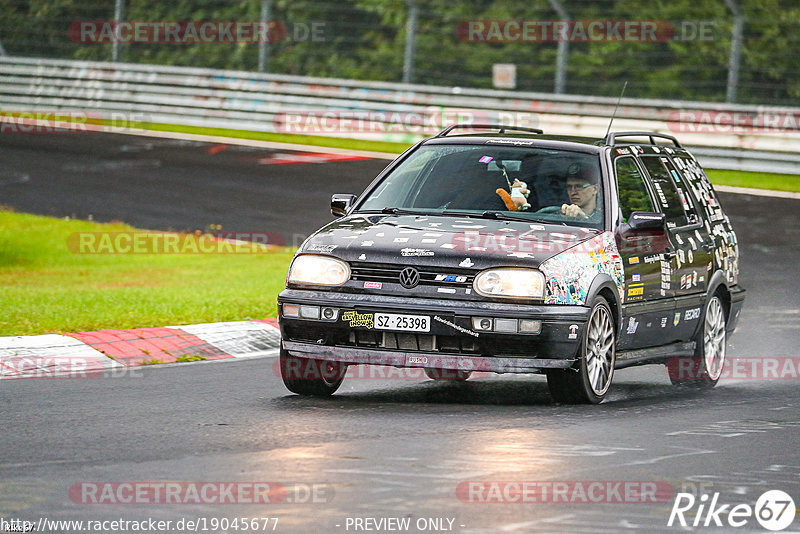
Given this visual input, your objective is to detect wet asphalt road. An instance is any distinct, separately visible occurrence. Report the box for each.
[0,132,387,244]
[1,132,799,533]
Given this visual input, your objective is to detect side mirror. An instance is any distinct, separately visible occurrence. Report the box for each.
[331,194,357,217]
[626,211,666,231]
[618,212,668,256]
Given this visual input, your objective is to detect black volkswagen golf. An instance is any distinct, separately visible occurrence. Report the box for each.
[277,126,745,403]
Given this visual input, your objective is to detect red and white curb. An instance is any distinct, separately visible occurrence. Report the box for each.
[0,335,124,378]
[0,319,281,380]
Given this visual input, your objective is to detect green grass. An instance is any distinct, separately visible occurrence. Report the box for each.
[175,354,207,362]
[704,169,800,193]
[0,210,294,336]
[129,120,413,155]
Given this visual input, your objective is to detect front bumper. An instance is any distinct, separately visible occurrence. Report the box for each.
[278,289,591,373]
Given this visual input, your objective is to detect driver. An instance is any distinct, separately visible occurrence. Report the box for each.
[561,163,601,219]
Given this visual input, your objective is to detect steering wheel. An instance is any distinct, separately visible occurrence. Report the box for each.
[534,205,563,215]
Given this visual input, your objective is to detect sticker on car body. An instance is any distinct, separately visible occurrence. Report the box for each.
[435,274,468,283]
[342,311,374,328]
[568,325,579,339]
[401,248,434,257]
[685,308,701,321]
[539,232,625,306]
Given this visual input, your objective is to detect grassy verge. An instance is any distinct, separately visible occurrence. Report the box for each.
[142,121,414,155]
[0,210,294,336]
[704,169,800,193]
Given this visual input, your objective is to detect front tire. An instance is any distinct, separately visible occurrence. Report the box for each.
[546,296,616,404]
[280,349,346,396]
[667,295,727,388]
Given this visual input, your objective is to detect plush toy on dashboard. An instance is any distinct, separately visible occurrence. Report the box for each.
[496,179,531,211]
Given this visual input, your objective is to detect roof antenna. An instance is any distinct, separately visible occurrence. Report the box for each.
[605,81,628,140]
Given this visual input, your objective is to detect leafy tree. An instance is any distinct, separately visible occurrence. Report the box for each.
[0,0,798,104]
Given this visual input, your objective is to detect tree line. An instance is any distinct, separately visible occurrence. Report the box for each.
[1,0,798,105]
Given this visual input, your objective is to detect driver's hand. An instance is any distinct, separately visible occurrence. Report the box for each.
[561,203,588,219]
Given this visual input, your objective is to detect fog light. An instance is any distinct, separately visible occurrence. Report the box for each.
[321,307,338,320]
[519,319,542,334]
[493,318,518,333]
[299,305,321,319]
[283,303,300,318]
[472,317,493,331]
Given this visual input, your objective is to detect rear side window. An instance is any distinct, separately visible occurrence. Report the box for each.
[615,157,654,222]
[673,156,726,223]
[658,156,700,225]
[640,156,688,228]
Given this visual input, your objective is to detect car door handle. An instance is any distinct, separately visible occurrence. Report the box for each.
[662,250,677,260]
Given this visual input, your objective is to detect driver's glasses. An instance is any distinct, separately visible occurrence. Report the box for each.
[566,183,593,191]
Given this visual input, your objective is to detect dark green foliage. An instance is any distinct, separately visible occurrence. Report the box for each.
[1,0,798,104]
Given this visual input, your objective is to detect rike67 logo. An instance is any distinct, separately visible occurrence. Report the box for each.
[668,490,796,531]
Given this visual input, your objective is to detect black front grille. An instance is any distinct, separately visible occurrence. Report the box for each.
[284,321,541,358]
[345,331,479,354]
[350,262,474,287]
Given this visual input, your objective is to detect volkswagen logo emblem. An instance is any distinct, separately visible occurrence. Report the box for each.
[399,267,420,289]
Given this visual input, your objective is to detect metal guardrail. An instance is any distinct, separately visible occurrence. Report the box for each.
[1,56,798,174]
[690,147,800,175]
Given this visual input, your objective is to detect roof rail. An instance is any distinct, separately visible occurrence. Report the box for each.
[435,124,544,138]
[605,131,682,148]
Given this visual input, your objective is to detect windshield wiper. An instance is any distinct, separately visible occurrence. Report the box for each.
[357,207,430,216]
[483,210,577,226]
[479,211,535,222]
[441,210,537,223]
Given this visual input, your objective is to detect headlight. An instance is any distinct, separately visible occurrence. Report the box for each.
[288,255,350,286]
[473,268,544,299]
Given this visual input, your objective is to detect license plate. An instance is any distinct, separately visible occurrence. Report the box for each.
[374,313,430,332]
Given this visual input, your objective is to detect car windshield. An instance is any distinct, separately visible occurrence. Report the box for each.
[357,143,604,228]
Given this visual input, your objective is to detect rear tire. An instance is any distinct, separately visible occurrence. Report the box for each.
[667,294,727,388]
[280,349,346,396]
[546,296,616,404]
[424,367,472,381]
